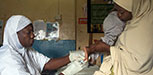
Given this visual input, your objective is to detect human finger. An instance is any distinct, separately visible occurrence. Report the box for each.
[83,47,89,61]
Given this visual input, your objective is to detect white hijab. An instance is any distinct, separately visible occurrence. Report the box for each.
[0,15,31,55]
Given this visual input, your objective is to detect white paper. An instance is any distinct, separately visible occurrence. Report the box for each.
[33,20,46,40]
[33,20,59,40]
[46,22,59,40]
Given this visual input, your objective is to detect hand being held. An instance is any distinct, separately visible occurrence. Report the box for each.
[83,41,110,61]
[83,47,89,61]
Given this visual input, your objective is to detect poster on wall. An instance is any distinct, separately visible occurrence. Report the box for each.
[87,0,113,33]
[46,22,59,40]
[33,20,59,41]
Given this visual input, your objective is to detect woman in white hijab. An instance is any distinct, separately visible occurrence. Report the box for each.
[84,0,153,75]
[0,15,86,75]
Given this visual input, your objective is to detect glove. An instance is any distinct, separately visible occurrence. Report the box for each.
[61,60,88,75]
[69,50,85,62]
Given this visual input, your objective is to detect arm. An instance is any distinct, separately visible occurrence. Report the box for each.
[59,73,64,75]
[43,55,70,70]
[84,41,110,61]
[88,40,110,54]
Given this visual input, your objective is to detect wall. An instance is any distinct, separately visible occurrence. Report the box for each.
[76,0,104,50]
[0,0,105,51]
[76,0,105,66]
[0,0,75,41]
[76,0,88,50]
[0,0,76,57]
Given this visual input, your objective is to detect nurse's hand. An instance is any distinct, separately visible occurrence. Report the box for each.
[61,60,88,75]
[69,50,85,62]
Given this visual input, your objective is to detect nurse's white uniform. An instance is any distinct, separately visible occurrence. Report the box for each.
[0,15,50,75]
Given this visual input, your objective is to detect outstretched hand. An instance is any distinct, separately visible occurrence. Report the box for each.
[83,40,110,61]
